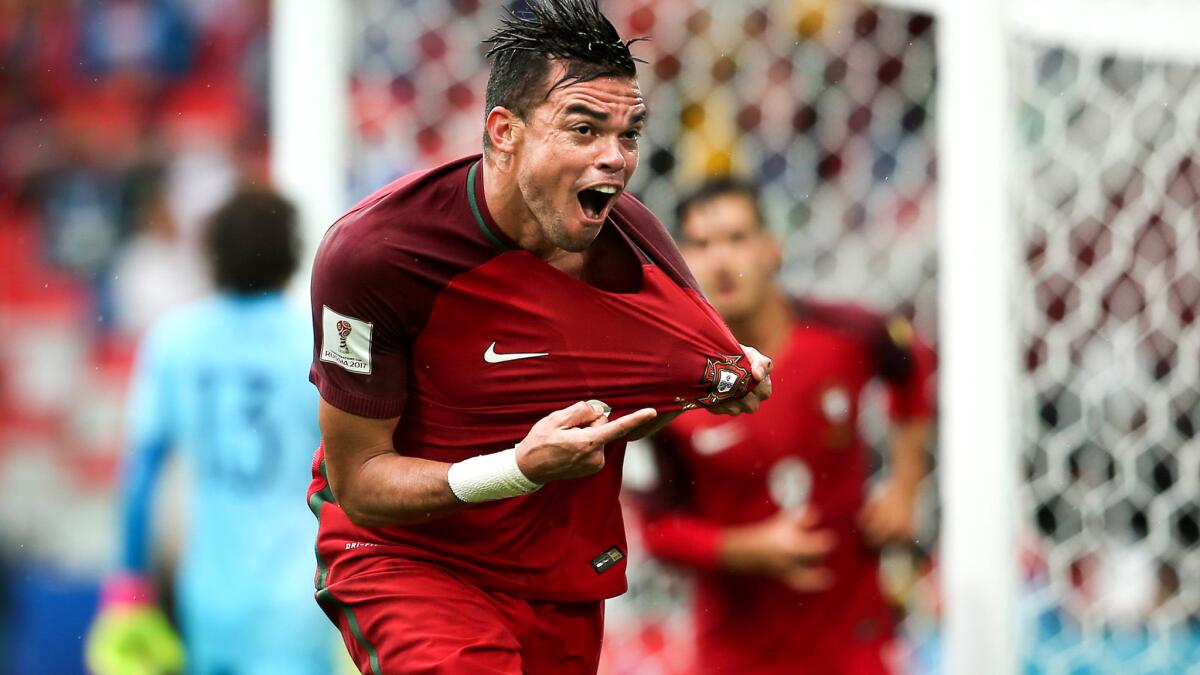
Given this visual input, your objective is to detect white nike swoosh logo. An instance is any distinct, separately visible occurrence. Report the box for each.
[483,341,549,364]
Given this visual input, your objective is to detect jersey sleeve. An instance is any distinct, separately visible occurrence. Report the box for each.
[803,299,935,422]
[120,323,177,573]
[309,230,413,419]
[882,316,936,421]
[126,325,174,450]
[633,428,725,571]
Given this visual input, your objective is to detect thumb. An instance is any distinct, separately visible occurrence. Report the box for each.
[741,344,773,380]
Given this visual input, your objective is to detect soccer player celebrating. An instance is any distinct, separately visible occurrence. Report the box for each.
[87,189,339,675]
[637,177,935,675]
[307,2,771,673]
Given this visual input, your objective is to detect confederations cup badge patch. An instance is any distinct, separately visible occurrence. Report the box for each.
[336,320,353,355]
[321,306,373,374]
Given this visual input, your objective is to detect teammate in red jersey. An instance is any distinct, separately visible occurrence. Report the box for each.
[636,177,934,675]
[306,3,771,673]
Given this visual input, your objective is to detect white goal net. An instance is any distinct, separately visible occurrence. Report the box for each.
[1013,32,1200,675]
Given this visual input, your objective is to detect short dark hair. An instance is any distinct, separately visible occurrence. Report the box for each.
[482,0,644,149]
[675,176,767,237]
[205,187,300,294]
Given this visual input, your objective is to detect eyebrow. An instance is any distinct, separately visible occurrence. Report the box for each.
[565,104,609,121]
[563,104,649,126]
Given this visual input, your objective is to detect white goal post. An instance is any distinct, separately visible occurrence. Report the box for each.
[270,0,348,305]
[935,2,1019,674]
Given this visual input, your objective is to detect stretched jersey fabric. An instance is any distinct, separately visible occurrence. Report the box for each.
[640,300,934,675]
[308,155,751,602]
[121,293,333,672]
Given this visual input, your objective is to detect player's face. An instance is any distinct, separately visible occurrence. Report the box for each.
[679,194,780,323]
[515,67,646,252]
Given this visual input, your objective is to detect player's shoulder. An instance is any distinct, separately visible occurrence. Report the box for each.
[794,296,920,371]
[341,155,476,222]
[314,156,491,293]
[140,296,222,355]
[155,296,222,331]
[793,296,901,345]
[319,155,480,262]
[226,293,312,338]
[795,297,886,329]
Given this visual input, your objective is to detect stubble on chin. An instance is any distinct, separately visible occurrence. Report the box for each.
[535,198,598,252]
[520,178,599,253]
[547,220,596,253]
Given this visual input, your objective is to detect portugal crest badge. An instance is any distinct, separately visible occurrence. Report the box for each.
[696,354,752,407]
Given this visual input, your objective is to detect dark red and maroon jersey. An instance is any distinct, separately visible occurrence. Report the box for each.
[640,300,934,673]
[307,155,752,602]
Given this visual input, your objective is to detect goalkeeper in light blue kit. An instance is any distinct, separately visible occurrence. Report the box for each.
[87,188,338,675]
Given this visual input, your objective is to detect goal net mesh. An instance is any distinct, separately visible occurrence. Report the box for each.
[1014,37,1200,671]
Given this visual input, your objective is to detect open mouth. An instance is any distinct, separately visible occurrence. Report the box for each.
[577,185,620,221]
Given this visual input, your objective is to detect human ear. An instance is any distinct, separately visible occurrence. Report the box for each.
[485,106,522,154]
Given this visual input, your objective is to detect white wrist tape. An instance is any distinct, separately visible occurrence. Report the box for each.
[447,447,542,503]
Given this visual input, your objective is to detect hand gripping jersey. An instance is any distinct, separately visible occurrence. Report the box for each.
[308,155,752,602]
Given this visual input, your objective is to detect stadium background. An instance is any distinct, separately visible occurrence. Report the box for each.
[2,0,1199,673]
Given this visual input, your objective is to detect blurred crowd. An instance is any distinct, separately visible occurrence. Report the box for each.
[0,1,271,670]
[1,0,269,336]
[0,0,273,462]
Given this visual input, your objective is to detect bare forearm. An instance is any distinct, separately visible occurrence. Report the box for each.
[319,398,657,527]
[319,399,464,527]
[888,419,930,494]
[332,452,463,528]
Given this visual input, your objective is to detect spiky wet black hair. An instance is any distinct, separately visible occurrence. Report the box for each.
[482,0,646,148]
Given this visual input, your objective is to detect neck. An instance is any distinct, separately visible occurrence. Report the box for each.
[481,154,557,259]
[726,286,793,356]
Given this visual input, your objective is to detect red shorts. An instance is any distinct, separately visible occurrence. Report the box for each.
[315,556,604,675]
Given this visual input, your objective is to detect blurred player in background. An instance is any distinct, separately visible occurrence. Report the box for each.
[306,1,772,673]
[636,177,934,675]
[87,188,338,675]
